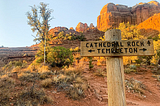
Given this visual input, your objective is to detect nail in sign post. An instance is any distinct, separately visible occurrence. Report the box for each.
[80,29,154,106]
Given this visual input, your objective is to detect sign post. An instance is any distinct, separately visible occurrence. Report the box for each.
[80,29,154,106]
[105,29,126,106]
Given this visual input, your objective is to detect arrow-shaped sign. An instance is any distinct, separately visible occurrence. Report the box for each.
[88,49,95,53]
[147,40,151,46]
[139,48,147,52]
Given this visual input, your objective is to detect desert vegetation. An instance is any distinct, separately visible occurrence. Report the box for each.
[1,21,160,105]
[1,1,160,106]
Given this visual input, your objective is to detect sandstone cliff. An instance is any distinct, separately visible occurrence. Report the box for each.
[137,13,160,37]
[137,13,160,31]
[97,1,160,31]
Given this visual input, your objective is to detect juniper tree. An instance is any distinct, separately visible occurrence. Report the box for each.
[27,2,53,63]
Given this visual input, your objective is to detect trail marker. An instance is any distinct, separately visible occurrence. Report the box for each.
[81,39,154,57]
[80,29,154,106]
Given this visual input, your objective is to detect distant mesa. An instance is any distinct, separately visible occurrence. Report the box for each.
[97,1,160,31]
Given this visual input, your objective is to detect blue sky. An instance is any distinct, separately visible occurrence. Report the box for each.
[0,0,159,47]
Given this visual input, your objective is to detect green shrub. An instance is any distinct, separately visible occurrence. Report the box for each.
[3,60,27,72]
[47,46,73,67]
[124,68,135,74]
[36,56,44,63]
[94,69,107,77]
[129,64,137,69]
[88,57,94,70]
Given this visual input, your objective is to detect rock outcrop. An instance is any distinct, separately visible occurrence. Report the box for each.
[137,13,160,32]
[76,22,89,32]
[76,22,96,32]
[89,23,95,28]
[97,1,160,31]
[69,27,74,30]
[49,27,68,33]
[137,13,160,37]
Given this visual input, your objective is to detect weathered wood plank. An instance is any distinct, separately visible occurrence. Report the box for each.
[106,29,126,106]
[81,39,154,57]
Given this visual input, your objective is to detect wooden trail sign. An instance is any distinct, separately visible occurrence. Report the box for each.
[80,29,154,106]
[81,39,154,57]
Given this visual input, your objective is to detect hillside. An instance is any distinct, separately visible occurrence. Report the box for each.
[137,13,160,37]
[1,1,160,106]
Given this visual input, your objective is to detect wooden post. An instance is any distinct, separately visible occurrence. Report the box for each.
[105,29,126,106]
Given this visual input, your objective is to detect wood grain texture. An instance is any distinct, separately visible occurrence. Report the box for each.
[106,29,126,106]
[80,39,154,57]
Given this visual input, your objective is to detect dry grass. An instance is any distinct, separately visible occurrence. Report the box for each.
[0,76,15,105]
[94,69,107,77]
[38,65,53,79]
[17,88,52,105]
[18,72,34,82]
[41,78,53,88]
[125,78,146,94]
[0,59,88,105]
[0,74,53,106]
[52,66,88,100]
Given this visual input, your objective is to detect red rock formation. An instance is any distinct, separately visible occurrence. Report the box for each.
[89,23,94,28]
[69,27,74,30]
[97,1,160,31]
[49,27,68,37]
[137,13,160,31]
[137,13,160,37]
[49,27,68,33]
[76,22,88,32]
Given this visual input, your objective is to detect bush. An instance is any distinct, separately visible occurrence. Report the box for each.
[129,64,137,70]
[88,57,94,70]
[41,78,53,88]
[47,46,73,67]
[125,78,145,94]
[0,76,15,105]
[18,72,34,82]
[124,68,136,74]
[94,69,107,77]
[17,88,52,105]
[52,66,88,100]
[3,60,27,71]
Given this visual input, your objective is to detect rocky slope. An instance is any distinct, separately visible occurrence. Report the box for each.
[137,13,160,32]
[48,26,104,49]
[97,1,160,31]
[137,12,160,37]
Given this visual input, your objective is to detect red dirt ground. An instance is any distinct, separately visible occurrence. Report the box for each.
[42,63,160,106]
